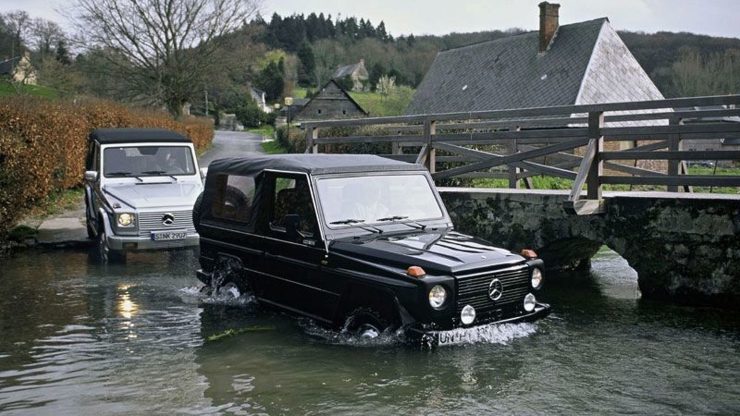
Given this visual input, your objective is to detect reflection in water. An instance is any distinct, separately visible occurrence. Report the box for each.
[0,247,738,415]
[117,284,139,320]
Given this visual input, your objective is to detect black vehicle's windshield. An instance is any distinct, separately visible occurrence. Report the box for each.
[103,146,195,177]
[317,174,444,227]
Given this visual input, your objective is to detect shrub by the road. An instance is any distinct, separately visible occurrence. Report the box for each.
[0,97,214,240]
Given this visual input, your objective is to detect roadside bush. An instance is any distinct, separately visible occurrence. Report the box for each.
[0,96,214,240]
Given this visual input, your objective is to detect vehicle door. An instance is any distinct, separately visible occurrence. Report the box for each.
[203,172,263,280]
[252,171,337,324]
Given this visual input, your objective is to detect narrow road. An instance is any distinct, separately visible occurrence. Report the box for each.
[30,129,265,246]
[199,130,265,167]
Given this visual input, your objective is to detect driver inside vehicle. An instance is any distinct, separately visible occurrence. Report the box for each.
[157,148,186,174]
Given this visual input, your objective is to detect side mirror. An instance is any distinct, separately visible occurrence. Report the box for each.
[84,171,98,182]
[200,167,208,180]
[283,214,301,240]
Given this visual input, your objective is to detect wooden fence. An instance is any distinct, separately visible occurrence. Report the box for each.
[301,95,740,214]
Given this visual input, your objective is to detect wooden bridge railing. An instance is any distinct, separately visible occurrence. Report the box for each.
[302,94,740,214]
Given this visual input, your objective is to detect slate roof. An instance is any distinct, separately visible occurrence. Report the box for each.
[333,62,363,78]
[0,56,20,75]
[406,18,664,116]
[296,79,368,121]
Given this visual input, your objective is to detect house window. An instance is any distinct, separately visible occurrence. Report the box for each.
[317,109,322,115]
[342,109,347,115]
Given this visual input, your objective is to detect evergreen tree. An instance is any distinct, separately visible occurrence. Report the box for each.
[297,42,316,85]
[257,58,285,101]
[55,39,70,64]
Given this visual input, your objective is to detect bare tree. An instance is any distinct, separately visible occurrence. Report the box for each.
[4,10,30,58]
[31,18,66,60]
[70,0,261,118]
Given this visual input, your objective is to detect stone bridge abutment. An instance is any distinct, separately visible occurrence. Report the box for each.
[440,188,740,308]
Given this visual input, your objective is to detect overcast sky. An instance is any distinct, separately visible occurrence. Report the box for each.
[1,0,739,39]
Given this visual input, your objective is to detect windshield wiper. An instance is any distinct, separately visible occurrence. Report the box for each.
[106,171,142,182]
[376,215,426,230]
[329,218,366,225]
[141,170,178,181]
[376,215,409,222]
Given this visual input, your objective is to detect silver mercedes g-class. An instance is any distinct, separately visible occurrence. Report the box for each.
[84,128,203,261]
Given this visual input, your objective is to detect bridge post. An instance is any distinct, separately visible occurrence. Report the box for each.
[586,111,604,200]
[422,120,437,173]
[508,127,521,188]
[304,125,319,154]
[667,117,683,192]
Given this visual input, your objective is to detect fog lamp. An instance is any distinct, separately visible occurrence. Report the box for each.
[117,213,135,227]
[428,285,447,309]
[523,293,536,312]
[531,267,543,290]
[460,305,476,325]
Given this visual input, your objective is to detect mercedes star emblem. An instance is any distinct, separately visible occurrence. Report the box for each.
[162,213,175,226]
[488,278,503,301]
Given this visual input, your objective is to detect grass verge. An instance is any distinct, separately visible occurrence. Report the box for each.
[261,140,288,154]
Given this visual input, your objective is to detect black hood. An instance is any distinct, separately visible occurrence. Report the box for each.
[330,230,524,275]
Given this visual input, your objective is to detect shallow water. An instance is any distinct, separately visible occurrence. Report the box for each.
[0,247,738,415]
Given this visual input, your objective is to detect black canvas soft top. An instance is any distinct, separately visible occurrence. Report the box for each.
[89,128,191,144]
[207,154,426,176]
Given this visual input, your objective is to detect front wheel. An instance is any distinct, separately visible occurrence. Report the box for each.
[343,308,390,339]
[97,223,124,263]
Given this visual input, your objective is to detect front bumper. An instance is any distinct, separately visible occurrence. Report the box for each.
[106,231,200,251]
[406,302,551,346]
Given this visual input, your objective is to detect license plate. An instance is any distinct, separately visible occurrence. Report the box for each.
[151,231,187,241]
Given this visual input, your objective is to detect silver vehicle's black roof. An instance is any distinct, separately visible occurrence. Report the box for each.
[89,128,191,144]
[207,154,426,176]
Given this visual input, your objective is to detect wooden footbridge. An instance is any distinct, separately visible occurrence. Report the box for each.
[299,95,740,307]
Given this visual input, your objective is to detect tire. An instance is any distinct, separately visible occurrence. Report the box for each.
[192,192,203,233]
[209,256,249,297]
[97,220,124,263]
[343,308,389,339]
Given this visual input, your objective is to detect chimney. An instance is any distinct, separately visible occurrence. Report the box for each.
[539,2,560,53]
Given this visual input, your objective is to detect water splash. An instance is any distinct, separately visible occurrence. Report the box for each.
[178,285,257,307]
[298,318,538,348]
[299,318,404,347]
[433,322,538,347]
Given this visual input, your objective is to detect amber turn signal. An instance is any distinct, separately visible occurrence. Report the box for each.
[407,266,426,278]
[520,249,538,259]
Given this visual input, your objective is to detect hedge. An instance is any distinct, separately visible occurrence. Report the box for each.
[0,97,214,240]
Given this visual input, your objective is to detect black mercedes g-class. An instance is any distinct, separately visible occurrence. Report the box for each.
[194,154,549,344]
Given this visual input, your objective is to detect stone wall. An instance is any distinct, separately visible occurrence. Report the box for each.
[440,188,740,308]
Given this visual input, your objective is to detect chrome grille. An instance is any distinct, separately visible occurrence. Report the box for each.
[137,210,195,236]
[456,264,530,315]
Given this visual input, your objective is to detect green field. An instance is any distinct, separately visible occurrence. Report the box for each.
[261,140,288,154]
[0,81,58,98]
[349,89,414,117]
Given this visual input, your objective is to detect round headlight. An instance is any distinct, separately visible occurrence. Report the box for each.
[428,285,447,309]
[531,267,543,289]
[523,293,536,312]
[460,304,476,325]
[117,213,134,227]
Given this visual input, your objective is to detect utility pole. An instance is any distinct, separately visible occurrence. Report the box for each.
[204,87,209,116]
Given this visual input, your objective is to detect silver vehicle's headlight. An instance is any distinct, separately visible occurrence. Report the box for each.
[531,267,543,289]
[117,213,135,227]
[524,293,536,312]
[460,305,476,325]
[429,285,447,309]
